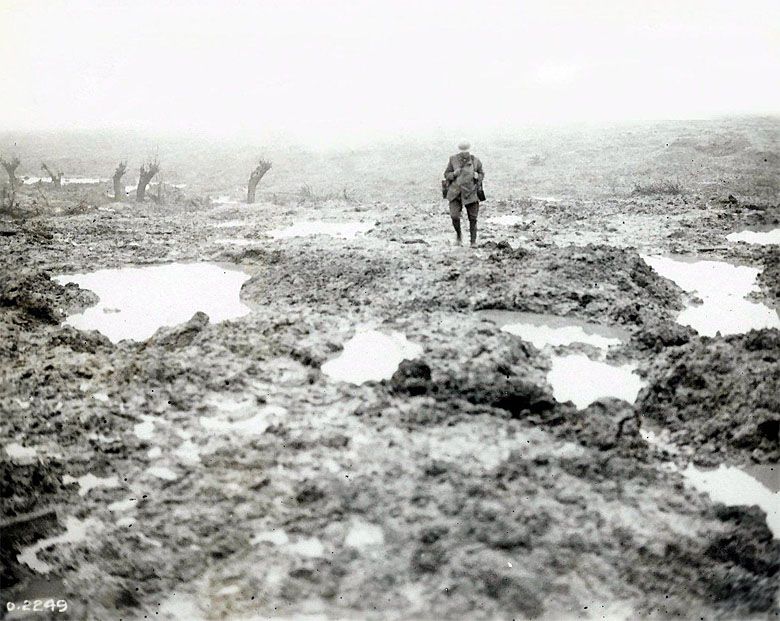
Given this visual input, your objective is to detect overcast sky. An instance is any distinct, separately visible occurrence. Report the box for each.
[2,0,778,143]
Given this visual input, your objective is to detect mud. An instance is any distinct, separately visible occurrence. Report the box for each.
[1,179,779,619]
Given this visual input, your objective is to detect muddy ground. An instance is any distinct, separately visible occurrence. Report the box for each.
[1,176,779,620]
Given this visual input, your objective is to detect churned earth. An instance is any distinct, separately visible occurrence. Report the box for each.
[1,181,779,620]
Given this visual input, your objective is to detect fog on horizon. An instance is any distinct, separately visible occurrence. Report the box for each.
[1,0,778,148]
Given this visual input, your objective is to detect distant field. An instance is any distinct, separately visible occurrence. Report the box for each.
[1,116,778,205]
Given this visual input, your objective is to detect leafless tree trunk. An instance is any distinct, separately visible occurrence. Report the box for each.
[136,160,160,202]
[247,159,272,204]
[1,157,20,191]
[41,163,63,188]
[113,162,127,201]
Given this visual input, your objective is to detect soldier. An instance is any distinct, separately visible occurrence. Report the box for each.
[443,142,484,247]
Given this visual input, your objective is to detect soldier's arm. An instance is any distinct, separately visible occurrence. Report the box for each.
[444,159,456,182]
[475,157,485,181]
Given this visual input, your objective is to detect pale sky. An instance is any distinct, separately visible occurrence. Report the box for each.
[1,0,778,144]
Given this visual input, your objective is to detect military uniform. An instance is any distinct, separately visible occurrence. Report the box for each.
[444,151,484,245]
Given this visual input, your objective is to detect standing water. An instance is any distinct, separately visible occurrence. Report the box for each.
[322,330,423,384]
[54,263,251,342]
[267,221,373,239]
[683,463,779,538]
[642,255,780,336]
[481,311,642,409]
[726,229,780,245]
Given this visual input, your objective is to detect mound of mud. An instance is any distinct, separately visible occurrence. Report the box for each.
[638,328,780,463]
[0,268,97,325]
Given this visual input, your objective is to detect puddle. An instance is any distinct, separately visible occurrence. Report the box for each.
[479,310,627,349]
[174,440,201,466]
[486,215,525,226]
[214,238,263,246]
[683,463,779,538]
[54,262,251,342]
[134,416,156,440]
[251,529,290,546]
[321,330,423,384]
[147,466,178,481]
[62,177,106,185]
[345,520,385,548]
[63,473,120,497]
[267,221,373,239]
[199,404,286,435]
[726,229,780,245]
[108,498,138,512]
[4,442,37,462]
[643,255,780,336]
[18,516,103,573]
[547,354,644,409]
[211,220,243,228]
[287,537,324,558]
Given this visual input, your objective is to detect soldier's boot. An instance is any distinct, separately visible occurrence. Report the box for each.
[469,217,477,247]
[452,218,463,245]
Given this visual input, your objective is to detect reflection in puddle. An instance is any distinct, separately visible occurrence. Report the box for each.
[268,221,373,239]
[200,395,287,436]
[63,473,120,497]
[486,215,524,226]
[4,443,37,462]
[345,520,384,548]
[252,529,290,546]
[200,410,276,435]
[174,440,201,466]
[134,416,156,440]
[147,466,178,481]
[22,177,106,185]
[726,229,780,245]
[322,330,423,384]
[211,220,243,228]
[547,354,644,409]
[214,238,262,246]
[683,463,779,538]
[480,310,627,349]
[643,255,779,336]
[62,177,106,185]
[287,537,324,558]
[18,517,103,573]
[54,263,251,342]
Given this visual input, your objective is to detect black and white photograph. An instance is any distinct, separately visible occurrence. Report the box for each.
[1,1,778,619]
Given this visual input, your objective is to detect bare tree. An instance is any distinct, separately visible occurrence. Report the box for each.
[136,159,160,202]
[41,163,64,188]
[247,159,272,204]
[113,162,127,201]
[1,157,20,191]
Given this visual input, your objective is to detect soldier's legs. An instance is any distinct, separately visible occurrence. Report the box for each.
[448,200,463,244]
[465,202,479,245]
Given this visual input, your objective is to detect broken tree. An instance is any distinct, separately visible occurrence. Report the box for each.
[113,162,127,201]
[247,160,272,204]
[41,163,64,188]
[1,157,20,191]
[136,160,160,202]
